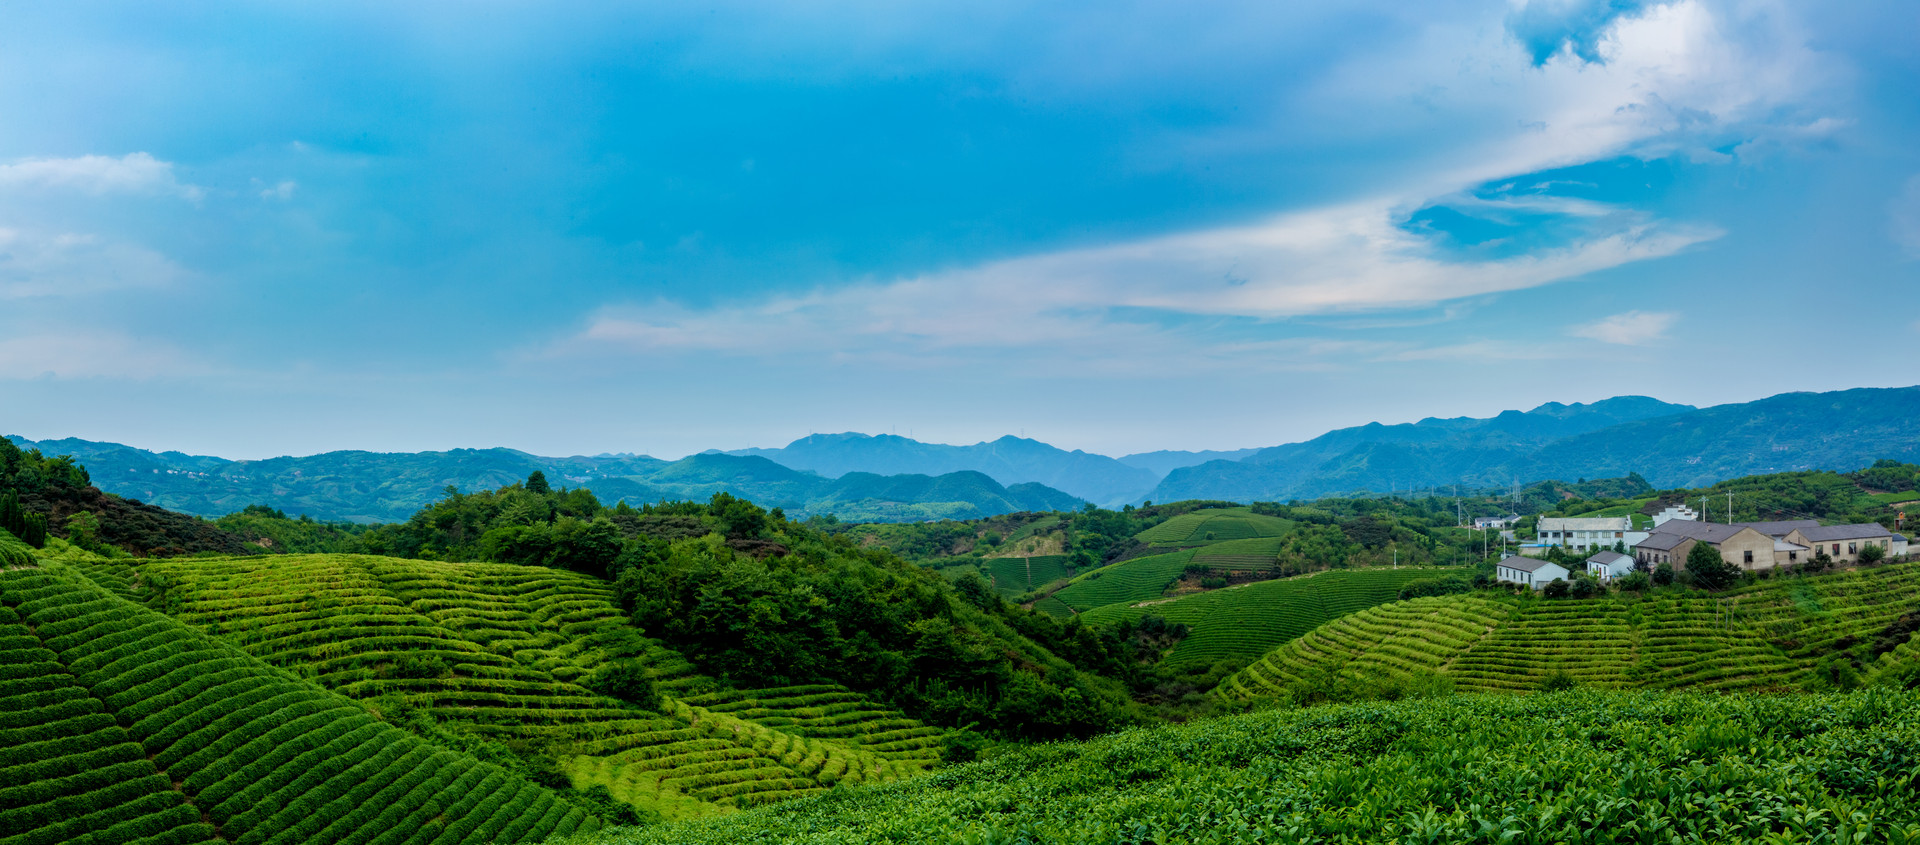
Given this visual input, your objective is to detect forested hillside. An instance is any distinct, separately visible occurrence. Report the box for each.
[6,437,1082,524]
[1152,387,1920,502]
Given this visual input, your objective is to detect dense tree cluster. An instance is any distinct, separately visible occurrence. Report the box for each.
[0,438,251,556]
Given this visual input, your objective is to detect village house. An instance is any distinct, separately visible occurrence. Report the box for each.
[1535,516,1646,553]
[1633,521,1803,570]
[1895,533,1910,559]
[1495,554,1569,590]
[1783,523,1896,565]
[1473,514,1520,530]
[1585,550,1634,581]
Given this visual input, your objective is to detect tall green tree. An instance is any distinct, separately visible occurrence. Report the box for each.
[525,471,552,495]
[1685,541,1738,590]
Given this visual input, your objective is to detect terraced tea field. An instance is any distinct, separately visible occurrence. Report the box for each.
[1048,549,1197,612]
[569,688,1920,845]
[112,554,944,820]
[1189,536,1287,570]
[973,554,1072,597]
[1134,508,1292,547]
[1081,567,1451,668]
[0,561,594,844]
[1222,561,1920,701]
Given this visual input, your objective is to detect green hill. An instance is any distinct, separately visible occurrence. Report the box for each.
[1081,567,1452,668]
[115,552,945,821]
[0,561,595,844]
[558,688,1920,845]
[1134,507,1292,546]
[1048,549,1199,612]
[1221,561,1920,703]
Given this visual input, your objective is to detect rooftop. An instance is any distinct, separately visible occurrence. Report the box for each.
[1538,517,1632,531]
[1795,523,1894,542]
[1498,555,1563,573]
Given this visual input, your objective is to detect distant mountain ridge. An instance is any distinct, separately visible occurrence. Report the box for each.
[15,385,1916,525]
[727,433,1162,505]
[1150,388,1920,502]
[0,438,1083,524]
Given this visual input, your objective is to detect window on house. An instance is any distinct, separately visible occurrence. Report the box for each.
[1833,544,1841,555]
[1789,551,1798,561]
[1849,543,1857,554]
[1743,550,1753,564]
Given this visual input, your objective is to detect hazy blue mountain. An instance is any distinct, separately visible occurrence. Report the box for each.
[1150,389,1920,502]
[2,437,1086,524]
[1115,447,1261,477]
[729,432,1158,505]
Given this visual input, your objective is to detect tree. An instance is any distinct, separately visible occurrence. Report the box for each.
[1685,541,1738,590]
[0,490,23,538]
[525,471,552,495]
[1652,562,1675,586]
[1859,542,1888,566]
[20,514,47,549]
[589,660,660,711]
[1542,579,1570,598]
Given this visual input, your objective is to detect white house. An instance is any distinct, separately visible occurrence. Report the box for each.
[1496,554,1570,590]
[1473,514,1519,530]
[1651,505,1700,527]
[1536,517,1647,553]
[1585,550,1634,581]
[1894,534,1910,559]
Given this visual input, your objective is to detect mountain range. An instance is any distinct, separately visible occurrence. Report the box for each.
[11,385,1918,524]
[0,438,1083,524]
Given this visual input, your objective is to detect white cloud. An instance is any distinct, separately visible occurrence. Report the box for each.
[539,0,1811,371]
[0,331,212,380]
[0,152,203,201]
[1892,175,1920,259]
[257,179,298,200]
[1572,310,1678,345]
[0,227,186,299]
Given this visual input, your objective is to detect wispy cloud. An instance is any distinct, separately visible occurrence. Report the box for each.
[0,153,203,201]
[1572,310,1678,345]
[0,227,187,299]
[1507,0,1672,66]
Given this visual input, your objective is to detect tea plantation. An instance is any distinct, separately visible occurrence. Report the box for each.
[0,561,595,844]
[1082,567,1453,667]
[115,553,944,821]
[558,688,1920,845]
[1221,560,1920,701]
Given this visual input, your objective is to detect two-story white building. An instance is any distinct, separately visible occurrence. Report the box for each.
[1536,517,1647,553]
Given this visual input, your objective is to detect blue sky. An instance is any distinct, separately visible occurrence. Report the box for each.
[1,0,1916,460]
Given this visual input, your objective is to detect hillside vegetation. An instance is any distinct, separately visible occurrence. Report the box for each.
[560,688,1920,845]
[0,561,595,844]
[1221,560,1920,703]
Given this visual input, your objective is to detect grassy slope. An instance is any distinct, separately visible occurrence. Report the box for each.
[114,553,945,821]
[1048,549,1197,612]
[972,555,1073,597]
[1135,507,1292,547]
[1082,567,1452,668]
[0,561,594,845]
[559,688,1920,845]
[1221,561,1920,701]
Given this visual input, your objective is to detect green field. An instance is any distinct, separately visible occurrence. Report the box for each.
[1048,549,1197,611]
[1133,507,1293,547]
[1081,567,1452,668]
[0,561,595,844]
[561,688,1920,845]
[1222,560,1920,702]
[1189,535,1288,569]
[115,553,942,820]
[973,554,1073,596]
